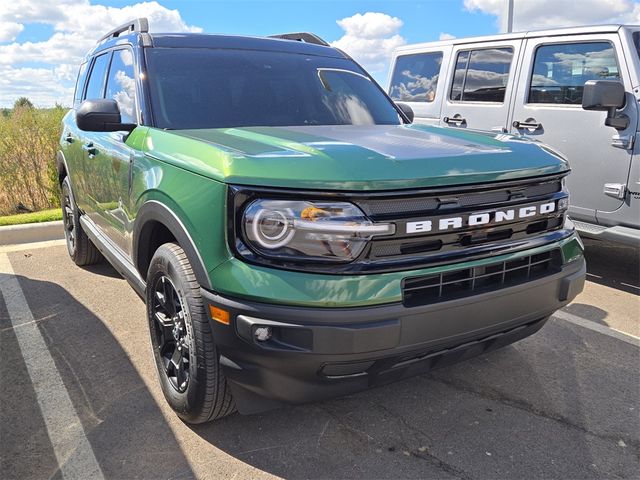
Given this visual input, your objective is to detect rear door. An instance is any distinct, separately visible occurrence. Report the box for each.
[509,34,636,223]
[439,39,523,132]
[388,46,452,125]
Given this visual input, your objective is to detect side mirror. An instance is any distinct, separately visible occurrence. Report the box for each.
[76,99,136,132]
[396,102,414,123]
[582,80,628,130]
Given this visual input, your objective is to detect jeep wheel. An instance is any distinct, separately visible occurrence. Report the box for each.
[146,243,235,423]
[61,177,102,266]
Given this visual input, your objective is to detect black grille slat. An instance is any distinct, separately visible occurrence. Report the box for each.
[402,249,562,307]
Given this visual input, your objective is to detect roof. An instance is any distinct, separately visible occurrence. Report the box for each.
[88,31,345,59]
[394,24,640,53]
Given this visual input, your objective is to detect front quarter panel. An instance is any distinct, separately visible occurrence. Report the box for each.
[130,145,231,287]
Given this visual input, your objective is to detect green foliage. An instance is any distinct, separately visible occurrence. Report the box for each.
[0,208,62,226]
[0,104,68,215]
[13,97,34,109]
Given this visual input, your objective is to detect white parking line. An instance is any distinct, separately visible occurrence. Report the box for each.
[0,253,105,480]
[553,309,640,347]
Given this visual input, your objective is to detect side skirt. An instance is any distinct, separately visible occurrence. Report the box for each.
[79,215,146,298]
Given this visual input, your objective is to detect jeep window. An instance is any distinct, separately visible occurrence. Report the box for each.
[73,62,89,108]
[632,32,640,61]
[450,47,514,102]
[83,52,111,101]
[105,49,137,124]
[528,42,620,105]
[145,48,402,129]
[389,52,443,102]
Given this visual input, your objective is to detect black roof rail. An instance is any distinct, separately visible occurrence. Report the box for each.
[268,32,329,47]
[98,18,149,43]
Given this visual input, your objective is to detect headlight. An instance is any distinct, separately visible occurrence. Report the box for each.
[242,199,395,263]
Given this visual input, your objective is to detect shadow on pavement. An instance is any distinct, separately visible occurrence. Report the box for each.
[583,238,639,295]
[0,275,194,480]
[189,319,639,479]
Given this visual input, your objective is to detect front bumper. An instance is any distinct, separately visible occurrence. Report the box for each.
[203,254,586,414]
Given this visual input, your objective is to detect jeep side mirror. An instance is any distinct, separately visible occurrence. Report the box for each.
[76,99,136,132]
[582,80,628,130]
[396,102,414,123]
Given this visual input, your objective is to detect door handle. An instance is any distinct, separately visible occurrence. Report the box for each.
[443,115,466,126]
[64,132,74,144]
[82,142,97,156]
[513,119,542,131]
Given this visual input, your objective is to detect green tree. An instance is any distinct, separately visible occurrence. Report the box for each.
[13,97,34,109]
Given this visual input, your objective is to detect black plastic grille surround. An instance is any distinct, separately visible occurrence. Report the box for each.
[402,249,562,308]
[228,173,570,274]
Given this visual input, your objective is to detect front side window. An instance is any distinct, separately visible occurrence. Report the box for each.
[389,52,443,102]
[105,49,137,124]
[528,42,620,104]
[450,47,514,102]
[145,48,402,129]
[84,53,111,101]
[633,32,640,60]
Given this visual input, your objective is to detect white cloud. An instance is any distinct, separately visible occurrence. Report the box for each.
[0,22,24,42]
[330,12,406,77]
[439,32,456,40]
[0,0,201,107]
[464,0,638,31]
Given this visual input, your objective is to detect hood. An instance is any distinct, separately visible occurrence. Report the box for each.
[143,124,568,190]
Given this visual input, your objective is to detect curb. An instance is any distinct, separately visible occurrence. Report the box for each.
[0,221,65,246]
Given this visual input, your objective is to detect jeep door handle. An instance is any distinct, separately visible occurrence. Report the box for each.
[64,132,74,144]
[513,119,542,131]
[82,142,97,156]
[443,115,466,126]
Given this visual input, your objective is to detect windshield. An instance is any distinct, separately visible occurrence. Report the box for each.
[145,48,402,129]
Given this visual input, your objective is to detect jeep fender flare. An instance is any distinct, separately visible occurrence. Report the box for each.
[133,200,212,290]
[56,150,69,183]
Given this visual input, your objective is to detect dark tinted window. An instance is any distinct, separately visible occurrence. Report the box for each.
[450,47,514,102]
[105,49,136,124]
[634,32,640,60]
[389,52,443,102]
[529,42,619,104]
[73,62,89,107]
[145,48,401,129]
[84,53,111,100]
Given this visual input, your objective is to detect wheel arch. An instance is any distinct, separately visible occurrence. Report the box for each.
[133,200,212,290]
[55,150,69,184]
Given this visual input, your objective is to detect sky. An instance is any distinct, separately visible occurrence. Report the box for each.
[1,0,639,107]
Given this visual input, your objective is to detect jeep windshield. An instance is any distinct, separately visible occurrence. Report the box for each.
[145,48,402,129]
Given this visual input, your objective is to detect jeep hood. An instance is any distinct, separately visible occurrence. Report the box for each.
[144,124,568,190]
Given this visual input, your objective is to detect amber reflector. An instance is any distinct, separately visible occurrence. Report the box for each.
[209,305,230,325]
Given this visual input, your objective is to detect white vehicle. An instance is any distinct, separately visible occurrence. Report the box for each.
[388,25,640,246]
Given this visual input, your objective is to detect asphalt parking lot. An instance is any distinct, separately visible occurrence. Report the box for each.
[1,238,638,480]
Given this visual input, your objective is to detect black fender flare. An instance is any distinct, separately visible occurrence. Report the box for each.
[55,150,69,183]
[133,200,212,290]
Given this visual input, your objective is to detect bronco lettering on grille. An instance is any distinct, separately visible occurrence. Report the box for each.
[406,201,556,234]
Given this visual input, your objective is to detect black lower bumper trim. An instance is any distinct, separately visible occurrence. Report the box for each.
[202,257,585,414]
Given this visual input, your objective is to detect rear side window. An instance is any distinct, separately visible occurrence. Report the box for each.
[450,47,514,102]
[528,42,620,105]
[105,49,137,124]
[84,53,111,101]
[73,62,89,108]
[389,52,443,102]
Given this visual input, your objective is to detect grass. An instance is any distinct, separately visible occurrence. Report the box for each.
[0,208,62,226]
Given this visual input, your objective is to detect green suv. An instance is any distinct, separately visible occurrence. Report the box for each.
[58,19,586,423]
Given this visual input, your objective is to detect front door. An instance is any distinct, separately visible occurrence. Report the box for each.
[84,47,139,254]
[439,39,523,132]
[509,34,636,223]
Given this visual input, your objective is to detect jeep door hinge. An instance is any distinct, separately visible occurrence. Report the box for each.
[603,183,627,199]
[611,133,635,150]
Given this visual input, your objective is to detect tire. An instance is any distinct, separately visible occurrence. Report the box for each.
[60,176,102,266]
[146,242,235,423]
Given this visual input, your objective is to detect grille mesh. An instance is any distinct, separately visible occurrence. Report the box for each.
[402,249,562,307]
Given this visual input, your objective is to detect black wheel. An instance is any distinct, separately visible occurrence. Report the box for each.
[61,177,102,266]
[147,242,235,423]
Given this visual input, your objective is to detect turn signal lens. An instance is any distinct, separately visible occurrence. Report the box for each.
[209,305,230,325]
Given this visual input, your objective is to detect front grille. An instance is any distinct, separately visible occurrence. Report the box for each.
[402,249,562,307]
